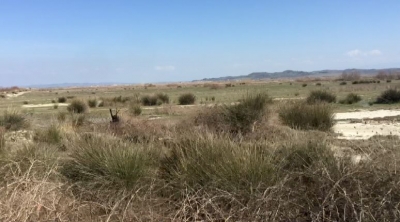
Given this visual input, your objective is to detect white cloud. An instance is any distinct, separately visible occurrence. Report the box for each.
[346,49,362,57]
[154,65,175,71]
[366,49,382,56]
[346,49,382,57]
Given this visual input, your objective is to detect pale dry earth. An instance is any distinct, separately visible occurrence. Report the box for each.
[334,109,400,140]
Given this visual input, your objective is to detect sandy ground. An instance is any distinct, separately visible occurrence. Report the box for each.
[335,109,400,120]
[22,103,69,108]
[334,109,400,140]
[6,91,29,98]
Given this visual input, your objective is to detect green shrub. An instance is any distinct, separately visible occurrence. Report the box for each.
[160,133,276,196]
[339,81,347,85]
[306,90,336,104]
[195,93,271,134]
[302,83,307,87]
[51,99,56,103]
[279,101,334,131]
[58,97,67,103]
[87,98,97,108]
[375,88,400,104]
[53,104,58,109]
[339,93,362,104]
[129,103,142,116]
[156,93,170,104]
[141,94,159,106]
[178,93,196,105]
[67,100,88,113]
[387,79,392,83]
[23,101,29,104]
[61,135,156,190]
[0,110,28,131]
[315,82,322,86]
[34,125,62,144]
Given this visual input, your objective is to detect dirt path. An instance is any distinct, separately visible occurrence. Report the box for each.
[22,103,69,108]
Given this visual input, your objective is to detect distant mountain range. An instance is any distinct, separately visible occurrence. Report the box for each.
[199,68,400,82]
[20,68,400,88]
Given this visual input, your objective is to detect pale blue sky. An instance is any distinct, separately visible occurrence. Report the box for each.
[1,0,399,86]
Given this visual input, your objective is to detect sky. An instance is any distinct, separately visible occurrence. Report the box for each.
[1,0,400,86]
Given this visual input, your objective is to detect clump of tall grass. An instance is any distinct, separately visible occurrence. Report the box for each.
[129,102,142,116]
[61,134,157,191]
[67,100,88,113]
[0,127,5,152]
[141,94,160,106]
[306,90,336,104]
[195,93,272,134]
[34,124,62,144]
[279,101,334,131]
[160,132,276,197]
[0,110,28,131]
[339,93,362,104]
[178,93,196,105]
[156,93,170,104]
[58,97,67,103]
[87,98,97,108]
[375,88,400,104]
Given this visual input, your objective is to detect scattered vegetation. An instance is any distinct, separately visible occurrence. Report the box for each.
[302,83,307,87]
[339,81,347,85]
[279,101,334,131]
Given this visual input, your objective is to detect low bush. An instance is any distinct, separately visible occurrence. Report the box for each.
[160,133,276,196]
[58,97,67,103]
[339,93,362,104]
[34,124,62,144]
[67,100,88,114]
[156,93,170,104]
[279,101,334,131]
[302,83,307,87]
[178,93,196,105]
[23,101,29,104]
[339,81,347,85]
[141,94,159,106]
[195,93,272,134]
[375,88,400,104]
[306,90,336,104]
[315,82,322,86]
[0,110,28,131]
[129,103,142,116]
[61,135,157,191]
[87,98,97,108]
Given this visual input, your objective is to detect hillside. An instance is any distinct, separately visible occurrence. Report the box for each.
[199,68,400,81]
